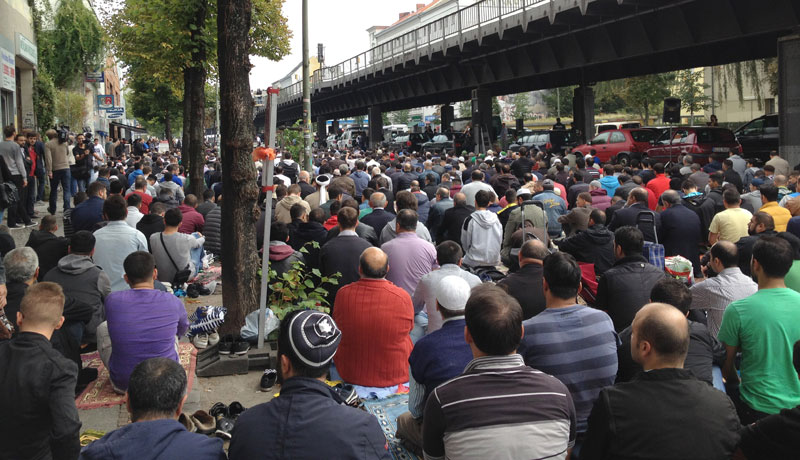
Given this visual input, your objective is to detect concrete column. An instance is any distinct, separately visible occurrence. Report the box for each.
[471,88,491,151]
[779,33,800,169]
[573,85,595,145]
[316,117,327,147]
[331,119,340,136]
[368,106,383,149]
[441,104,454,132]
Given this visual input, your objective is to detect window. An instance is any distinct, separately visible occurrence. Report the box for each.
[764,115,778,135]
[0,91,13,129]
[433,135,448,142]
[591,132,610,145]
[630,130,656,143]
[609,131,626,143]
[740,119,764,136]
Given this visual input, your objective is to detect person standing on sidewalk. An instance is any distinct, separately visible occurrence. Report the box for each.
[0,127,35,228]
[44,128,71,215]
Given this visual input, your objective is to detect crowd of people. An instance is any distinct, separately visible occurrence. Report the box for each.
[1,129,800,459]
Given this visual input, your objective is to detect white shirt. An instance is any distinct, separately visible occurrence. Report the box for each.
[126,206,144,228]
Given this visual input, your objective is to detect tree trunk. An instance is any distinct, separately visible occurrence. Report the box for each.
[185,64,206,197]
[165,109,174,150]
[182,71,192,167]
[218,0,258,334]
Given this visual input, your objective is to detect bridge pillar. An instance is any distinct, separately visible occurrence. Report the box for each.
[331,119,340,136]
[441,104,454,132]
[573,85,595,146]
[779,33,800,169]
[368,106,383,149]
[471,88,492,151]
[316,118,327,148]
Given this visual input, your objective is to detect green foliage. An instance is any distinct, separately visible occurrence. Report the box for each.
[391,109,410,125]
[675,69,710,123]
[127,75,183,137]
[457,100,472,119]
[278,120,303,157]
[492,97,501,117]
[594,80,626,114]
[511,92,529,120]
[54,90,87,129]
[622,73,676,125]
[712,59,777,110]
[542,86,575,117]
[268,242,340,320]
[38,0,104,88]
[33,71,56,130]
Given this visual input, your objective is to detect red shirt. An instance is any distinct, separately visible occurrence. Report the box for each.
[333,278,414,387]
[28,146,36,177]
[126,191,153,215]
[177,204,205,234]
[646,174,670,209]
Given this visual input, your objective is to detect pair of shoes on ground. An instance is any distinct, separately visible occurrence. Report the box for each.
[192,331,220,349]
[209,401,246,439]
[9,221,37,229]
[332,383,359,407]
[260,369,277,392]
[186,282,214,298]
[178,410,216,435]
[218,334,250,356]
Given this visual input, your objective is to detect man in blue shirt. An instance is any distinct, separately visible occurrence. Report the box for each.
[71,181,107,232]
[396,275,473,454]
[518,251,618,455]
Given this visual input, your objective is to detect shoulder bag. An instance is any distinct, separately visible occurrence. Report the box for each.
[160,232,193,287]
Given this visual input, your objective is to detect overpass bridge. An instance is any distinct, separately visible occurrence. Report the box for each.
[260,0,800,164]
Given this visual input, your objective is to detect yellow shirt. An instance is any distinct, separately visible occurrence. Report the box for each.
[760,201,792,232]
[709,207,752,243]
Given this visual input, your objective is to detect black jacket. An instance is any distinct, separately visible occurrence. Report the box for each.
[556,224,616,276]
[437,205,474,245]
[739,405,800,460]
[228,377,390,460]
[581,368,740,460]
[289,221,328,269]
[360,208,394,236]
[659,203,702,275]
[0,332,81,460]
[616,321,726,385]
[707,187,726,214]
[298,180,315,198]
[320,235,372,305]
[736,230,778,276]
[326,223,378,247]
[25,230,69,281]
[137,214,166,253]
[4,281,28,330]
[202,207,222,256]
[595,255,664,332]
[608,202,661,243]
[396,172,418,193]
[683,193,717,242]
[496,262,545,320]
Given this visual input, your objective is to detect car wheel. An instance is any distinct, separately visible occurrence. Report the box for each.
[616,153,630,166]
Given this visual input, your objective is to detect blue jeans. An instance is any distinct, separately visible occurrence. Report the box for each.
[191,233,204,276]
[712,366,725,392]
[36,174,45,201]
[410,311,428,345]
[49,169,72,214]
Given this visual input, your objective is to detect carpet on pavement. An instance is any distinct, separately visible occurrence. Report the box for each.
[362,394,420,460]
[76,343,197,410]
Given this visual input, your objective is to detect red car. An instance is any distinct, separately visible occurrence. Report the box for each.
[645,127,742,165]
[571,129,657,165]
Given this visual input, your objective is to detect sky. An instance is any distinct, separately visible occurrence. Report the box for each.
[249,0,425,89]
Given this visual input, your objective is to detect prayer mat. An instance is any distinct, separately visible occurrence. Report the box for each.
[76,343,197,410]
[191,261,222,285]
[362,394,420,460]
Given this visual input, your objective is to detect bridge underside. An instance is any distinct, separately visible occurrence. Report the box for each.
[271,0,800,125]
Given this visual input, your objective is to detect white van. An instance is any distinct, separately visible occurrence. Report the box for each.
[595,121,641,135]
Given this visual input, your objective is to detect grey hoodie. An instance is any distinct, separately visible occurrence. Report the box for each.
[461,209,502,267]
[43,254,111,343]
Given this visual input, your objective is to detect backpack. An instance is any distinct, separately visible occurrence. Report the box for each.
[280,160,299,184]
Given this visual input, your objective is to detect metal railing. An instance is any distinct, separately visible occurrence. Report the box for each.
[277,0,554,105]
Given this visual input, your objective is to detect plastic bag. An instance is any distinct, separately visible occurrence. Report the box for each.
[241,308,280,341]
[665,255,695,286]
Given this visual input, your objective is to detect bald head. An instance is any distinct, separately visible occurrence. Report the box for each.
[519,239,548,263]
[632,303,690,370]
[369,192,387,209]
[453,192,467,207]
[359,247,388,279]
[299,170,310,182]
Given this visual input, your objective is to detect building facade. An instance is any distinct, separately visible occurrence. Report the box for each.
[0,0,37,132]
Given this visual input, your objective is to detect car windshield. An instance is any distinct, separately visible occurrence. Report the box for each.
[630,130,657,142]
[433,135,449,142]
[697,128,736,143]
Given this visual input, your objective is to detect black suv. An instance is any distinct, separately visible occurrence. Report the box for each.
[389,133,426,153]
[735,114,778,160]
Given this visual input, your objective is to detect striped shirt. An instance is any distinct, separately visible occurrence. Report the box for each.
[690,267,758,337]
[422,354,576,460]
[518,305,619,433]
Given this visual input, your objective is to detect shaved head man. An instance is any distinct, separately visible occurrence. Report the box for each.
[581,302,740,460]
[359,247,389,279]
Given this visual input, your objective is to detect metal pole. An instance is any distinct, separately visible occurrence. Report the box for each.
[302,0,313,172]
[215,79,221,151]
[557,87,560,118]
[257,87,279,349]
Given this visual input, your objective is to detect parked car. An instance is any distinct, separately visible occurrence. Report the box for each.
[509,130,578,154]
[735,114,778,160]
[595,121,641,135]
[325,134,339,149]
[389,133,426,153]
[645,126,741,165]
[571,128,657,164]
[421,134,455,154]
[337,130,367,150]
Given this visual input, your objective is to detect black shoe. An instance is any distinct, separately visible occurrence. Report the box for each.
[218,335,234,355]
[228,401,246,418]
[186,284,199,298]
[8,224,23,229]
[260,369,277,392]
[333,383,359,406]
[197,284,211,296]
[209,402,228,418]
[25,221,38,228]
[232,339,250,356]
[209,402,234,440]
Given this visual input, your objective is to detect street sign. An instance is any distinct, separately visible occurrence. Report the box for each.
[85,71,104,83]
[97,95,114,109]
[424,115,436,122]
[106,107,125,119]
[1,49,15,91]
[411,115,422,123]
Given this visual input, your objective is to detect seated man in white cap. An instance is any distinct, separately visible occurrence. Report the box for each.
[229,310,390,459]
[396,275,475,455]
